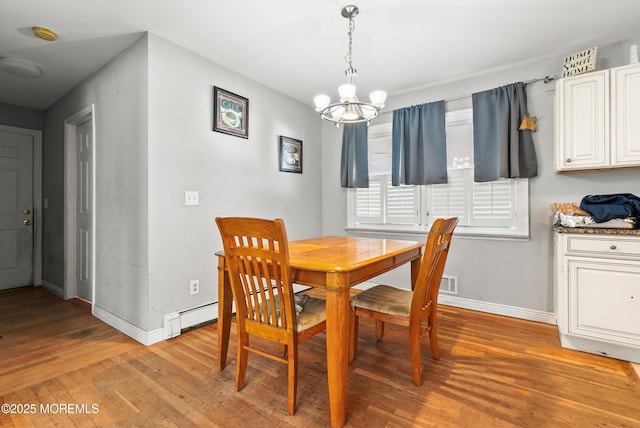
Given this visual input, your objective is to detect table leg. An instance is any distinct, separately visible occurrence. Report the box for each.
[325,273,350,428]
[217,255,232,370]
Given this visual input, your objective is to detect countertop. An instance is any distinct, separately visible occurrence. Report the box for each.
[553,226,640,235]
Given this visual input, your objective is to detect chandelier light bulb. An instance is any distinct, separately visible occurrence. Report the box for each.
[369,90,387,108]
[338,84,356,102]
[314,94,331,111]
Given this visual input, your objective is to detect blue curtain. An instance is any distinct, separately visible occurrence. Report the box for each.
[340,122,369,188]
[391,101,447,186]
[471,82,538,182]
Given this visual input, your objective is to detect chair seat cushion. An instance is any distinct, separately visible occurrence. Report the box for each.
[296,297,326,332]
[350,285,411,317]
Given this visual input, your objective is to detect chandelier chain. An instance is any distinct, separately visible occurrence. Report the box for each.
[345,17,356,79]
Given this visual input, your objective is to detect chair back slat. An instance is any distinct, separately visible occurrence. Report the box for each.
[411,217,458,317]
[216,217,295,331]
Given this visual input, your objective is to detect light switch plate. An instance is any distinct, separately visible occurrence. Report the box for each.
[185,191,199,206]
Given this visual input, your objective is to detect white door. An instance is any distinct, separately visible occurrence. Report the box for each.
[0,130,33,289]
[76,119,93,302]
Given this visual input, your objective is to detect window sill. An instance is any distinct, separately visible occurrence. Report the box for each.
[345,225,529,241]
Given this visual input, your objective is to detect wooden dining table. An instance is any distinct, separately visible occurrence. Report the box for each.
[216,235,424,428]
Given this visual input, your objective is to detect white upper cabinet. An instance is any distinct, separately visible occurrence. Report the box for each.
[612,64,640,166]
[555,63,640,172]
[555,70,609,171]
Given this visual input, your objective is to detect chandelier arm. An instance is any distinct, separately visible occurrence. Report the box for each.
[319,101,381,124]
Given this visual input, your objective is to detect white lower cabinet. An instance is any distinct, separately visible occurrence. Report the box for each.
[555,232,640,362]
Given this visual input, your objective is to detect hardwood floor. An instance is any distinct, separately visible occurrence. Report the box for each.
[1,286,639,427]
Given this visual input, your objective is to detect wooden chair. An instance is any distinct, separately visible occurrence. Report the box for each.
[350,217,458,386]
[215,217,326,415]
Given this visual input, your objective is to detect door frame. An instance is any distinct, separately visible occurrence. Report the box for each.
[0,124,42,287]
[64,104,95,302]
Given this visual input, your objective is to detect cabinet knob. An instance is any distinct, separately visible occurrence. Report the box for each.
[566,158,572,163]
[610,245,617,250]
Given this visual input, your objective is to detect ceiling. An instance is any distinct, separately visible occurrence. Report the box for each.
[2,0,640,111]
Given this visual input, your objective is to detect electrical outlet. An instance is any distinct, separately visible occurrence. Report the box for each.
[185,191,199,206]
[190,279,200,295]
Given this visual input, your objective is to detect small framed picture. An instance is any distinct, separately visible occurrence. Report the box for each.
[279,136,302,173]
[213,86,249,138]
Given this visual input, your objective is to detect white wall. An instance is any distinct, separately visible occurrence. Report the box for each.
[42,33,323,338]
[146,34,322,331]
[43,34,150,328]
[0,103,44,130]
[322,35,640,319]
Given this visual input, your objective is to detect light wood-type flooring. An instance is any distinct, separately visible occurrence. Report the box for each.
[1,286,639,427]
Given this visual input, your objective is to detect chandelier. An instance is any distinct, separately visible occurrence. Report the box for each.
[313,5,387,126]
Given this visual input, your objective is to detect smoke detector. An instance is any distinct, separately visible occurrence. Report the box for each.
[33,26,57,41]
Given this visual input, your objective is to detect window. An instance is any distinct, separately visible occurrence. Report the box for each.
[347,109,529,238]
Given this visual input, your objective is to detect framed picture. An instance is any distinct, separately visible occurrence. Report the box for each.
[279,136,303,173]
[213,86,249,138]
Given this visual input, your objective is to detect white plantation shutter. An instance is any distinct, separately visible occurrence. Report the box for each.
[472,179,516,227]
[428,169,468,225]
[386,179,419,224]
[427,169,519,229]
[355,177,383,224]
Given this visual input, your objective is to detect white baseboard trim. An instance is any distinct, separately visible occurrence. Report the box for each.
[354,282,556,325]
[93,301,221,346]
[41,280,64,298]
[438,294,556,325]
[92,285,555,346]
[93,305,165,346]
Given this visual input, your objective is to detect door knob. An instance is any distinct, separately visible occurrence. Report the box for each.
[23,209,31,215]
[23,219,31,226]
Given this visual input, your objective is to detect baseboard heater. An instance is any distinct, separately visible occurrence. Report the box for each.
[163,284,311,339]
[164,301,219,339]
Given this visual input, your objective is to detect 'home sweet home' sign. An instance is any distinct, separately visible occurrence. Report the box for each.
[562,47,598,77]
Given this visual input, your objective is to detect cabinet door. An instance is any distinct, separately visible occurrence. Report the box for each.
[555,70,610,171]
[567,258,640,346]
[611,64,640,166]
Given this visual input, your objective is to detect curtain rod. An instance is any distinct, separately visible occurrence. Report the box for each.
[524,75,559,85]
[443,75,560,103]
